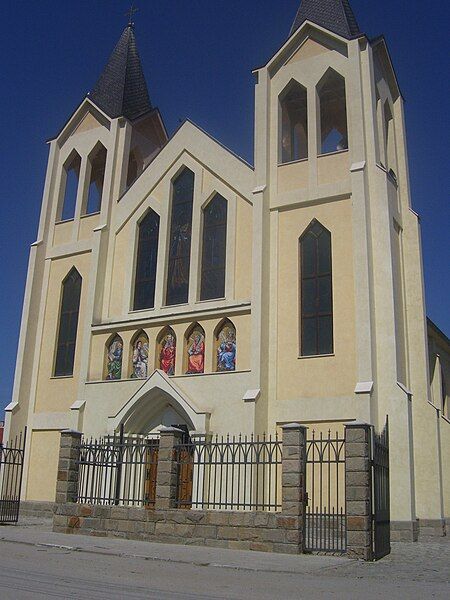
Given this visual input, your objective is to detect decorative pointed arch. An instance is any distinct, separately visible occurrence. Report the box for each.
[185,323,205,374]
[54,267,82,376]
[317,68,348,155]
[214,318,237,372]
[299,220,333,356]
[279,79,308,163]
[105,333,123,380]
[59,150,82,221]
[133,208,160,310]
[85,142,107,215]
[200,193,227,301]
[130,329,149,379]
[166,167,195,306]
[156,326,176,376]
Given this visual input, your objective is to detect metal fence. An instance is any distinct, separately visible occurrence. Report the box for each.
[0,429,27,523]
[77,426,159,507]
[175,434,282,511]
[305,429,346,553]
[372,417,390,559]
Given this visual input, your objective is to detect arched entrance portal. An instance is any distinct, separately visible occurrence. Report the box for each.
[108,369,210,436]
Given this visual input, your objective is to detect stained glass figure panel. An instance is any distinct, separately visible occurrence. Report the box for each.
[131,332,149,379]
[106,335,123,380]
[216,321,236,372]
[159,328,176,376]
[186,325,205,374]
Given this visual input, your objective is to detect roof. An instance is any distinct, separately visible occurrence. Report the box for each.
[290,0,362,39]
[88,24,152,121]
[427,318,450,350]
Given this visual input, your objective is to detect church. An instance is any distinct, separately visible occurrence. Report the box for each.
[5,0,449,541]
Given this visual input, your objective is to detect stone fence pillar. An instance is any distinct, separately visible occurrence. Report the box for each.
[55,429,82,504]
[281,423,307,552]
[155,426,184,510]
[345,422,373,560]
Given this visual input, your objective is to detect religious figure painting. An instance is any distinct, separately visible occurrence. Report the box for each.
[217,323,236,372]
[159,330,176,375]
[106,335,123,380]
[131,333,149,379]
[186,327,205,374]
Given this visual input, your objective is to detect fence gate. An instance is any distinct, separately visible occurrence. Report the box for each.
[305,430,346,553]
[372,418,390,559]
[0,429,27,524]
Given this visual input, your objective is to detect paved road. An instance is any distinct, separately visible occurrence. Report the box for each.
[0,524,448,599]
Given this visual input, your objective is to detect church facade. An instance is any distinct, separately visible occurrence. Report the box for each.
[5,0,449,540]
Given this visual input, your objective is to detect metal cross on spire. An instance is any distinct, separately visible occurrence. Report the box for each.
[126,4,138,26]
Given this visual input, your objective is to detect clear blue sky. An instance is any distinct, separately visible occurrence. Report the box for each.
[0,0,449,415]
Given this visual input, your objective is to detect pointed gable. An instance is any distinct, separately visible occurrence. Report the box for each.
[290,0,361,39]
[89,25,152,121]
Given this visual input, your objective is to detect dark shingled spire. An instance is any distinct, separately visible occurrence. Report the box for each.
[89,25,152,121]
[290,0,361,39]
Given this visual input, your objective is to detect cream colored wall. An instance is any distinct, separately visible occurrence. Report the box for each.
[273,198,356,420]
[26,430,60,501]
[34,252,91,413]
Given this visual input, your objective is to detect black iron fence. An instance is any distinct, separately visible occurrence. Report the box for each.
[175,434,282,511]
[372,417,390,559]
[305,429,346,553]
[0,429,27,523]
[77,426,159,507]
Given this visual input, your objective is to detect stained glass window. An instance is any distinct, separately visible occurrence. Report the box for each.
[158,327,176,376]
[216,320,236,372]
[86,144,107,214]
[166,168,195,305]
[61,152,81,221]
[54,268,82,376]
[186,324,205,374]
[318,69,348,155]
[200,194,227,300]
[133,209,160,310]
[106,335,123,380]
[130,331,149,379]
[280,81,308,163]
[300,221,333,356]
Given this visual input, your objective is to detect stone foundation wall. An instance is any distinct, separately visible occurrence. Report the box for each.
[20,500,55,519]
[53,503,303,554]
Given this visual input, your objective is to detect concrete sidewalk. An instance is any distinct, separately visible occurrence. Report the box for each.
[0,518,348,575]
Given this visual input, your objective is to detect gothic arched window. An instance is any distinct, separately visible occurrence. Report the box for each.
[60,151,81,221]
[318,69,348,155]
[105,334,123,380]
[299,220,333,356]
[130,330,149,379]
[166,168,195,305]
[133,209,160,310]
[280,81,308,163]
[157,327,176,376]
[215,319,236,372]
[85,144,107,215]
[185,323,205,374]
[200,194,227,301]
[54,267,82,376]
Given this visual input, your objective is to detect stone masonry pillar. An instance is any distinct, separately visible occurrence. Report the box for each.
[155,426,184,510]
[345,422,373,560]
[55,429,82,504]
[281,423,307,552]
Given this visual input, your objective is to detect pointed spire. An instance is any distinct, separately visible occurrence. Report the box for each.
[290,0,361,39]
[89,24,152,121]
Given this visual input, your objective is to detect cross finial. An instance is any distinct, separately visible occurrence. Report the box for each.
[126,4,138,26]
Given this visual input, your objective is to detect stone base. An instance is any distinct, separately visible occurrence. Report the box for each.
[417,519,446,539]
[391,520,419,542]
[20,501,55,519]
[53,503,305,555]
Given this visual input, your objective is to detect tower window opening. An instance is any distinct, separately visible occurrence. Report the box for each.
[60,152,81,221]
[318,70,348,155]
[86,145,107,214]
[280,82,308,163]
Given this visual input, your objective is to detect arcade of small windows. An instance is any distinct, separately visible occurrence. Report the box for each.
[104,319,237,380]
[279,69,348,163]
[133,167,229,311]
